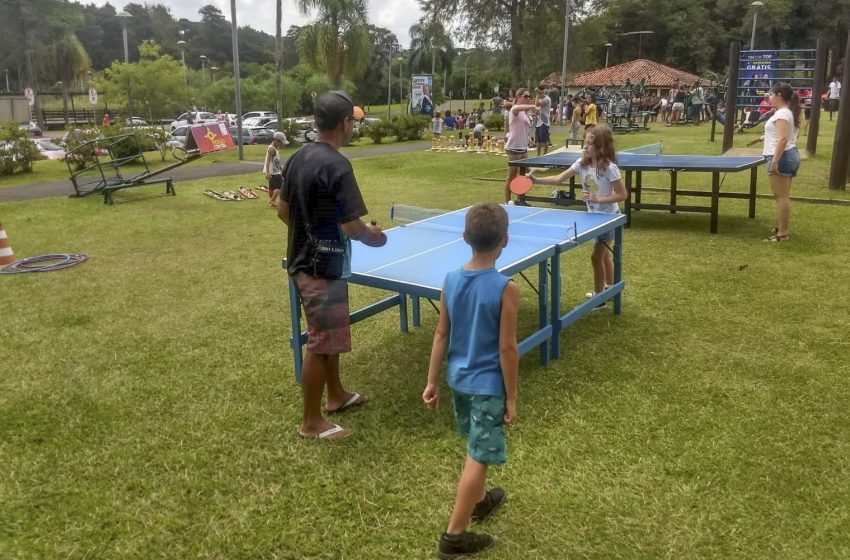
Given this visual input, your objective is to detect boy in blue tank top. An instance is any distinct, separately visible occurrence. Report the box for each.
[423,203,520,559]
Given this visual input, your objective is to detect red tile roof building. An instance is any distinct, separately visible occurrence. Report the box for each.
[542,59,705,97]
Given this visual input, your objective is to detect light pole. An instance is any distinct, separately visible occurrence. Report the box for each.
[4,69,9,92]
[177,39,188,88]
[605,42,613,68]
[398,57,403,114]
[210,66,218,82]
[200,55,207,84]
[749,1,764,50]
[117,10,133,122]
[618,30,654,59]
[387,47,392,119]
[462,57,467,113]
[560,0,570,124]
[230,0,244,160]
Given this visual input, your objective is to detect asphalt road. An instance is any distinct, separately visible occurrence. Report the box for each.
[0,140,431,204]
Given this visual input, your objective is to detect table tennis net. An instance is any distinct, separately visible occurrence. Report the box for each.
[390,203,450,224]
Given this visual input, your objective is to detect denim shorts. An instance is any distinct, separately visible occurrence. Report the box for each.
[451,390,506,465]
[535,124,550,144]
[594,229,615,247]
[765,148,800,178]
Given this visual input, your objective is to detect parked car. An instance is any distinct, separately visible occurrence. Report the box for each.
[170,111,218,131]
[33,138,67,160]
[19,121,43,137]
[249,127,274,144]
[242,111,277,122]
[167,126,190,147]
[229,126,266,145]
[243,116,275,128]
[124,117,148,127]
[270,117,318,143]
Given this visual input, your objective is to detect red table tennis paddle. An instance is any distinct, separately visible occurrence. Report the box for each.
[363,220,387,247]
[510,174,534,195]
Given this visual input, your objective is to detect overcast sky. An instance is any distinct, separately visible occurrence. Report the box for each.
[89,0,423,48]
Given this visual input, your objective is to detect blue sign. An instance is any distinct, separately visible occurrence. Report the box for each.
[739,51,776,108]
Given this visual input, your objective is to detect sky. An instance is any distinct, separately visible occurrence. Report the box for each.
[88,0,424,48]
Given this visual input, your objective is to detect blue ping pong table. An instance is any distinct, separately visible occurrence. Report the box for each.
[285,205,627,382]
[511,151,766,233]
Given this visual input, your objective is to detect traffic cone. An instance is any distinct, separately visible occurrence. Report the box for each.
[0,222,15,266]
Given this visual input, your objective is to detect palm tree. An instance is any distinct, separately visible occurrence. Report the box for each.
[51,34,91,126]
[408,19,454,76]
[296,0,371,89]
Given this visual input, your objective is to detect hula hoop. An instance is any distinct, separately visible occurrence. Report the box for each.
[0,253,89,274]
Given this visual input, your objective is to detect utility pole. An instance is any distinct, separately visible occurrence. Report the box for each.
[560,0,570,124]
[231,0,243,160]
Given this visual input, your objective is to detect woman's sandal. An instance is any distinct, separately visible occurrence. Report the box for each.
[765,233,789,242]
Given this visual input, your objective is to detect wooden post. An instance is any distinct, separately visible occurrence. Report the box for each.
[828,31,850,190]
[722,42,740,154]
[806,39,827,156]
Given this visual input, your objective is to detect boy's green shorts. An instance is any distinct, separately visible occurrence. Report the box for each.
[451,390,507,465]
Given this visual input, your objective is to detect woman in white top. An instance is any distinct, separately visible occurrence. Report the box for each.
[762,82,801,242]
[503,88,538,204]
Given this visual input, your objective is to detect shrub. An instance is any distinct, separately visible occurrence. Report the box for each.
[276,119,303,148]
[483,114,505,131]
[61,127,103,171]
[0,121,41,175]
[360,120,393,144]
[390,115,429,142]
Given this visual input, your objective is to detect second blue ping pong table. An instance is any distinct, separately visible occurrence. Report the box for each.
[285,205,627,382]
[510,148,766,233]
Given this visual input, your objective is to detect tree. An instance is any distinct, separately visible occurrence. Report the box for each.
[97,41,187,122]
[408,18,454,76]
[51,35,92,126]
[296,0,372,89]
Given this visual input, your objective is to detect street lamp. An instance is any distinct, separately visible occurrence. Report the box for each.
[200,54,207,84]
[387,46,393,119]
[560,0,571,124]
[177,39,188,88]
[749,1,764,51]
[116,10,133,122]
[605,42,613,68]
[210,66,219,82]
[618,30,654,59]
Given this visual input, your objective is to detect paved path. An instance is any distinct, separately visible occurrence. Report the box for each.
[0,141,431,203]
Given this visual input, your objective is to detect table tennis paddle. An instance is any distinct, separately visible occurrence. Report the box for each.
[363,220,387,247]
[509,170,537,195]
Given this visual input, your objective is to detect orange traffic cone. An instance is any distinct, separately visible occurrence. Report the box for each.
[0,222,15,266]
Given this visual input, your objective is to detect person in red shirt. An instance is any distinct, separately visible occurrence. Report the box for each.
[101,113,110,126]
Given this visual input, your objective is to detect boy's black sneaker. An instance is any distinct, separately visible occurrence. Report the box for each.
[438,531,494,559]
[471,487,507,523]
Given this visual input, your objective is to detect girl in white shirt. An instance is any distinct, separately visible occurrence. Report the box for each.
[529,125,627,303]
[761,82,801,242]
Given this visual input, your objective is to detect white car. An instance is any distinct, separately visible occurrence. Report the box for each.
[170,111,218,131]
[242,111,277,122]
[242,116,274,128]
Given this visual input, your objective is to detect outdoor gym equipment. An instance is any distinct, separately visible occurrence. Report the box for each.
[66,123,236,204]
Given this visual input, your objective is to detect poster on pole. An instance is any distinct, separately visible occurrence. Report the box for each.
[410,74,433,116]
[738,51,775,109]
[24,88,35,107]
[88,88,98,105]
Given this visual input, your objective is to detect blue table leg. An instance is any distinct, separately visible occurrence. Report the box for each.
[288,273,304,383]
[412,296,421,327]
[549,255,562,361]
[614,225,623,315]
[538,261,550,365]
[399,293,409,333]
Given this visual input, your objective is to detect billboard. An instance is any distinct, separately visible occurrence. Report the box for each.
[185,123,236,154]
[739,51,776,108]
[410,74,434,116]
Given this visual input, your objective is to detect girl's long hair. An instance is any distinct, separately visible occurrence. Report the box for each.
[771,82,801,129]
[581,125,618,174]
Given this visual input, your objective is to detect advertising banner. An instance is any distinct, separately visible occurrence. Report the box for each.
[186,123,235,154]
[410,74,434,116]
[739,51,776,108]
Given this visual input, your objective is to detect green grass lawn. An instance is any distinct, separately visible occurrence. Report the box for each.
[2,124,850,559]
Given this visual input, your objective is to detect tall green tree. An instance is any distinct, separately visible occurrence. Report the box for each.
[51,34,92,125]
[296,0,372,89]
[408,18,455,76]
